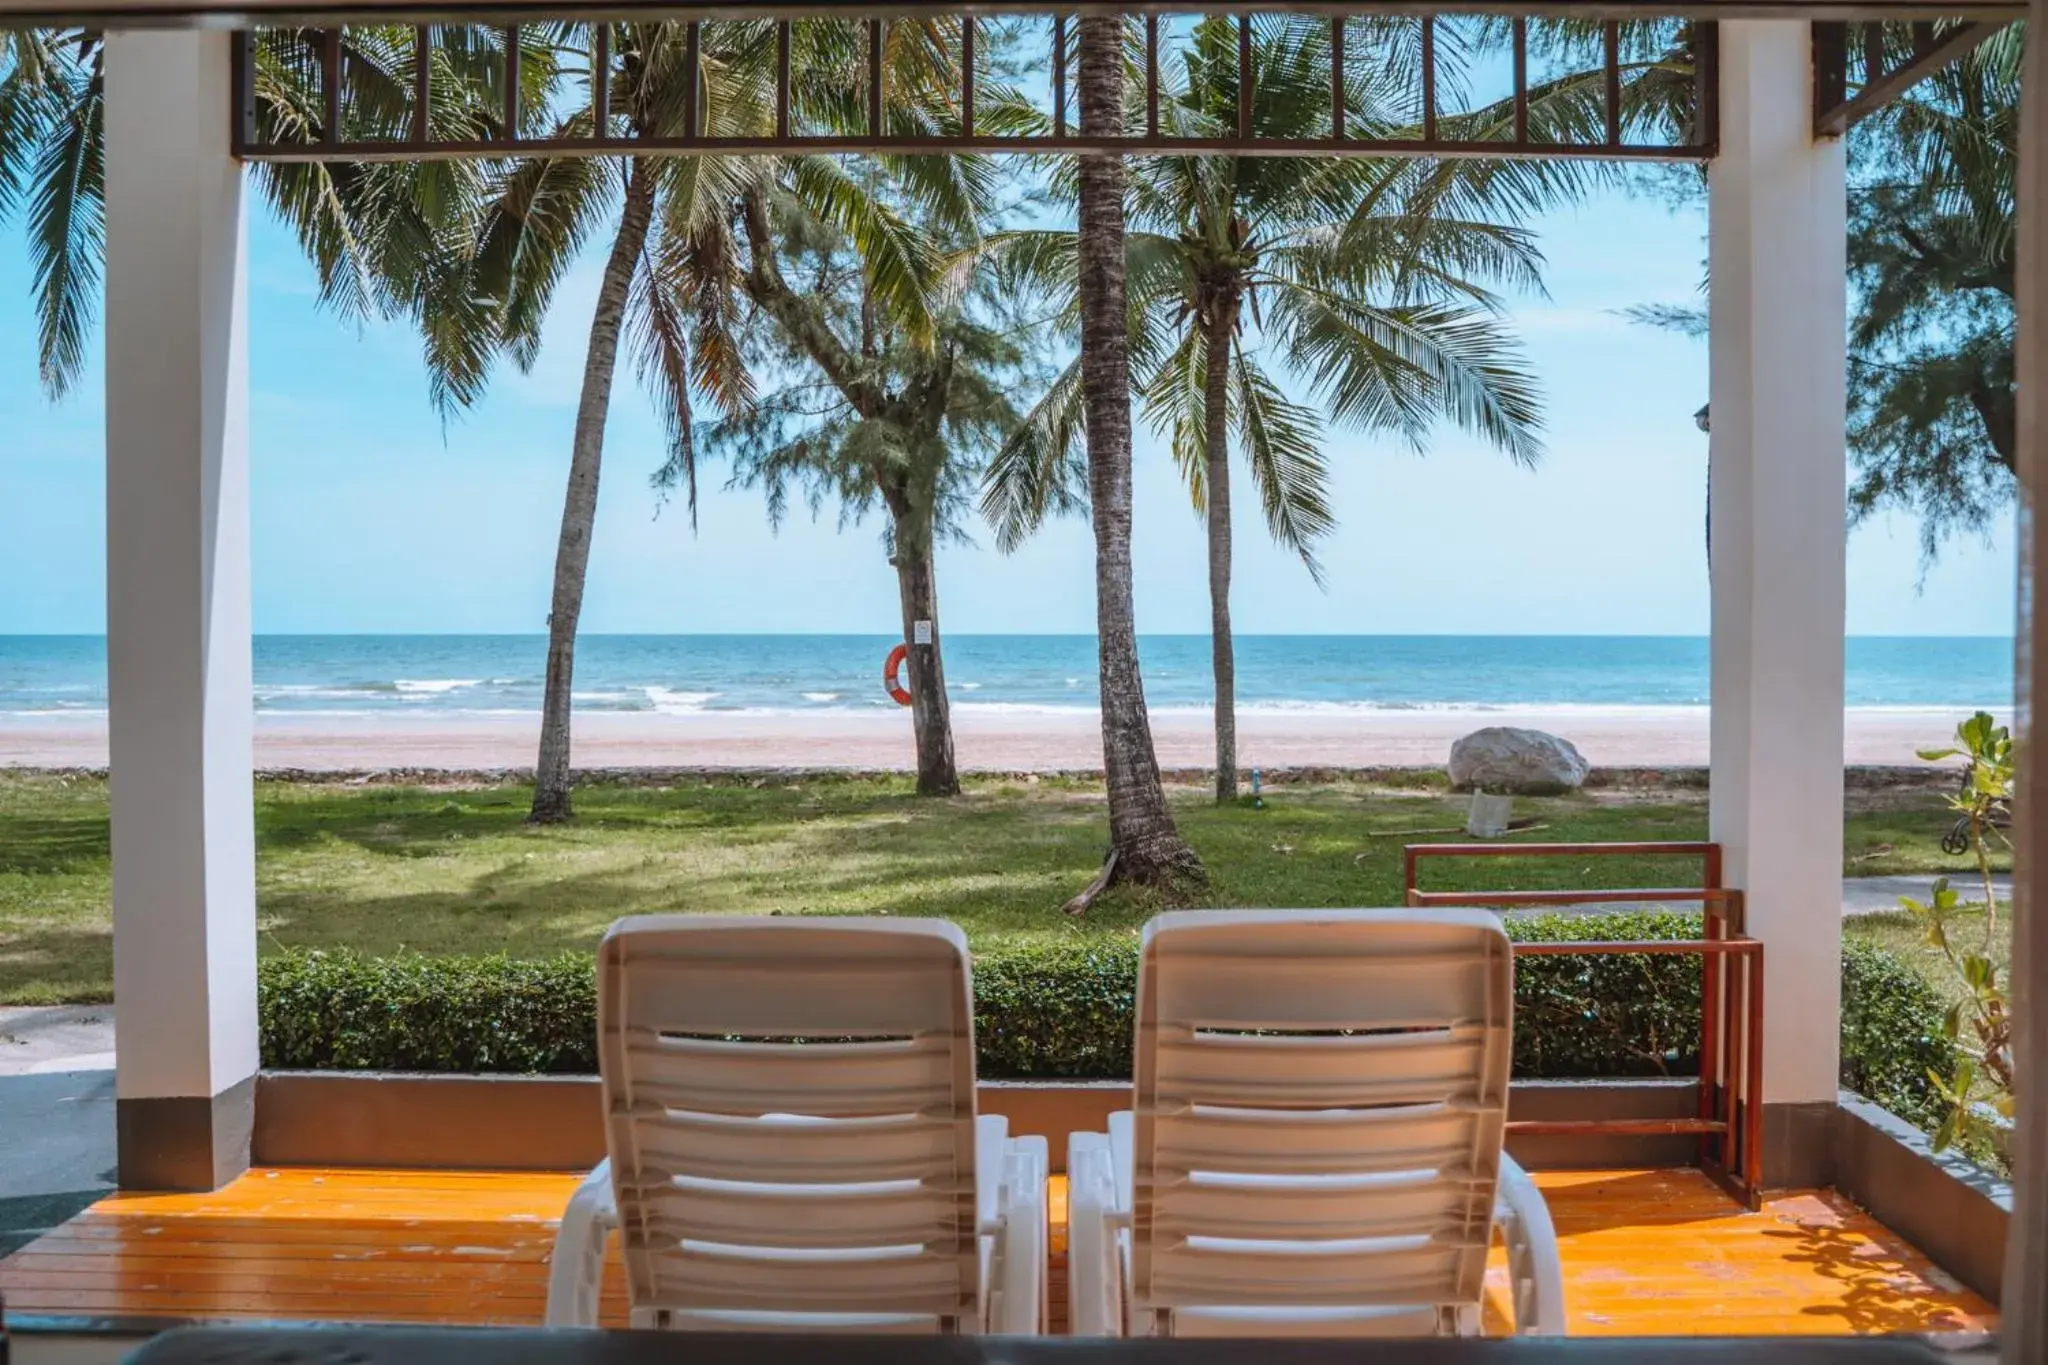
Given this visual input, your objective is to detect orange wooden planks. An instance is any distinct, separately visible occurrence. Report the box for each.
[0,1165,1997,1338]
[1478,1171,1995,1337]
[0,1168,627,1328]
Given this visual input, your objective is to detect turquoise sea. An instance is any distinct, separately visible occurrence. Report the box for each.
[0,635,2015,718]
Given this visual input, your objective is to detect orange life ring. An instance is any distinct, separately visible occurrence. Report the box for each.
[883,644,914,707]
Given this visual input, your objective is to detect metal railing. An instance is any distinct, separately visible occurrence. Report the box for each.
[230,15,1722,163]
[1404,840,1763,1210]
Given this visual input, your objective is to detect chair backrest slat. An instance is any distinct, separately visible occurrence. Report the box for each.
[1155,1102,1478,1176]
[630,1110,958,1184]
[1131,909,1514,1334]
[638,1247,969,1316]
[599,916,981,1328]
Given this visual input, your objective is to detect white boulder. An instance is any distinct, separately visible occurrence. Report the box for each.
[1448,727,1590,794]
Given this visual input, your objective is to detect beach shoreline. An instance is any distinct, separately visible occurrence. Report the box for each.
[0,705,1994,771]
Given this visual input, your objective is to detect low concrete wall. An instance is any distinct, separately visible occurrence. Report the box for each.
[1832,1091,2011,1305]
[251,1072,1707,1174]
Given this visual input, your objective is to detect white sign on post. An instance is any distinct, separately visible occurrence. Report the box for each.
[913,620,933,645]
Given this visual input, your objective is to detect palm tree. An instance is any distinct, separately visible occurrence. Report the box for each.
[1145,19,1548,803]
[1070,13,1207,897]
[0,26,499,400]
[694,149,1029,797]
[989,16,1651,803]
[424,24,752,824]
[423,21,956,822]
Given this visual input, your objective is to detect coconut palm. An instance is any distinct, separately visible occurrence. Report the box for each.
[1069,14,1208,895]
[418,21,965,822]
[0,26,502,400]
[988,15,1572,803]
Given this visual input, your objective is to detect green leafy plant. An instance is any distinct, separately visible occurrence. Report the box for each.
[1840,939,1964,1133]
[1899,710,2015,1152]
[257,911,1695,1080]
[256,916,1954,1118]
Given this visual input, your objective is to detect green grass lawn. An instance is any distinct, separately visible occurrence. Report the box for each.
[0,771,1998,1006]
[1843,902,2012,1009]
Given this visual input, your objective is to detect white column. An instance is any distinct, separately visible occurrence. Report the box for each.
[104,29,257,1191]
[1707,20,1848,1112]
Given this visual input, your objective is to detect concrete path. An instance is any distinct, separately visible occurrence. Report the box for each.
[1839,873,2010,916]
[0,1005,116,1076]
[0,1069,115,1257]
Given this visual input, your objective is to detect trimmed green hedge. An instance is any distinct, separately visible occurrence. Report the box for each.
[1840,938,1960,1132]
[971,911,1710,1080]
[255,912,1954,1124]
[261,948,599,1074]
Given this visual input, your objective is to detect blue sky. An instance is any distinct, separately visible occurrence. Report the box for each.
[0,176,2019,637]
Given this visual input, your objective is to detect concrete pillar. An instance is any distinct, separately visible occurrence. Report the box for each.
[1706,20,1848,1158]
[2002,9,2045,1357]
[103,29,257,1192]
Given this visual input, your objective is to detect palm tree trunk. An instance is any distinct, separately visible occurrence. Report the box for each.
[529,160,657,824]
[1203,304,1238,803]
[1075,16,1205,890]
[890,504,961,797]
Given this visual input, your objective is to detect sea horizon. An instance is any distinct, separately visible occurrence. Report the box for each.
[0,633,2016,721]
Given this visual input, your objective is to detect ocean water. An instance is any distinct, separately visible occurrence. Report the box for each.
[0,635,2015,718]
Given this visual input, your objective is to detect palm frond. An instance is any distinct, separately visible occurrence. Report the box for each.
[785,154,939,345]
[26,40,101,400]
[980,354,1087,550]
[1234,346,1333,581]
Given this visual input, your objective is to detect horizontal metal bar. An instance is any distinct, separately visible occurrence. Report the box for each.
[1510,939,1760,956]
[1406,841,1721,859]
[3,0,2027,31]
[1506,1118,1728,1136]
[1409,886,1729,905]
[238,131,1716,161]
[1813,17,2006,135]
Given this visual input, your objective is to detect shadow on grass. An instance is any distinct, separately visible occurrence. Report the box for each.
[6,779,1839,1002]
[252,779,938,860]
[0,814,109,877]
[0,923,115,1005]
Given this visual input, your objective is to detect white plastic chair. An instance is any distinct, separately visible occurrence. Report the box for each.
[1066,909,1565,1339]
[545,916,1047,1334]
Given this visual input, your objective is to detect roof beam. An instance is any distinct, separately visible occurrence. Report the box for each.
[1812,17,2009,136]
[232,14,1721,161]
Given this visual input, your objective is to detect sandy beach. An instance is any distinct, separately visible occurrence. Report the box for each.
[0,706,1992,771]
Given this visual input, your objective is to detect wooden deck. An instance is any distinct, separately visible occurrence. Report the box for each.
[0,1166,1995,1338]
